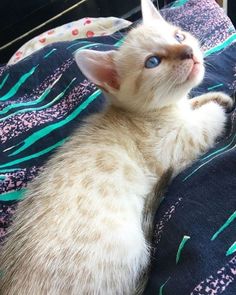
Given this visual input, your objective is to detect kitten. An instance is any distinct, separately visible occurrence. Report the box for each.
[0,0,233,294]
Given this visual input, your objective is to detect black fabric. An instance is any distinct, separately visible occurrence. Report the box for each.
[144,108,236,294]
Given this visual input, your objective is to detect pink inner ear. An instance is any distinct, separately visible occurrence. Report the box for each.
[95,65,120,90]
[141,0,165,25]
[75,50,120,92]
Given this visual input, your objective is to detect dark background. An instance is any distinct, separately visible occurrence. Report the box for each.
[0,0,235,64]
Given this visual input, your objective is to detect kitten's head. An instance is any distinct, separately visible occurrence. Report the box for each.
[75,0,204,112]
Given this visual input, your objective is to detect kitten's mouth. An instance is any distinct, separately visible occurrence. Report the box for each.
[176,57,204,86]
[187,61,202,81]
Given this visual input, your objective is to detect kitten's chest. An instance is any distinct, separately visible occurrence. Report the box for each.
[137,123,184,175]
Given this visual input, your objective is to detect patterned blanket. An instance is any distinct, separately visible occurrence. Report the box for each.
[0,0,236,294]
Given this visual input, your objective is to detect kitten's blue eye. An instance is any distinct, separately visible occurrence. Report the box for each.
[175,32,185,43]
[145,56,161,69]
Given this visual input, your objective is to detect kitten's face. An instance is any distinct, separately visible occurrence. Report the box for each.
[113,21,204,111]
[75,0,205,112]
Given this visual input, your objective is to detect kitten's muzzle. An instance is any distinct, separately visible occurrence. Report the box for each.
[179,45,193,60]
[178,45,201,65]
[167,44,194,61]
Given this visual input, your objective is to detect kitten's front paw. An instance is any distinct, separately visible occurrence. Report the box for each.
[210,92,234,111]
[192,92,234,112]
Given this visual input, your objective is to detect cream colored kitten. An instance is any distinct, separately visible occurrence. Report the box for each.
[0,0,233,294]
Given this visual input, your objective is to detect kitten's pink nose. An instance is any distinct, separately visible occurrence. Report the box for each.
[179,45,193,60]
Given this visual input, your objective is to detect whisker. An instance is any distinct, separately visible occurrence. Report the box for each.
[204,60,217,71]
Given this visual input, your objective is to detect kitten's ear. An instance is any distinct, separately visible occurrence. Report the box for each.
[141,0,165,25]
[74,49,120,93]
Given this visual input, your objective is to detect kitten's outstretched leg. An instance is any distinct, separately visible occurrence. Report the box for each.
[190,92,233,147]
[190,91,234,111]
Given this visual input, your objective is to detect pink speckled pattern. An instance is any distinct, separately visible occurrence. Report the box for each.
[0,80,96,143]
[0,167,41,195]
[154,197,183,246]
[162,0,236,52]
[0,203,17,243]
[191,256,236,295]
